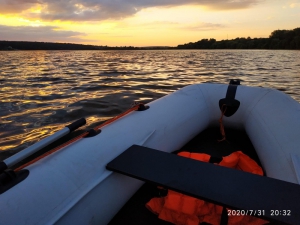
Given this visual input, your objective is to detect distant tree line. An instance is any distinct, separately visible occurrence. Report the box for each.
[0,41,143,50]
[0,41,98,50]
[1,27,299,50]
[0,41,177,51]
[177,27,300,50]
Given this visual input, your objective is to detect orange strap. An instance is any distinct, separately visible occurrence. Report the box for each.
[93,102,143,130]
[15,131,89,171]
[218,104,227,142]
[15,103,145,171]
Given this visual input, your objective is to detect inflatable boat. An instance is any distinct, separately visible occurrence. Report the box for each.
[1,80,300,225]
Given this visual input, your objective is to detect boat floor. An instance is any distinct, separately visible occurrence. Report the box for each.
[108,127,272,225]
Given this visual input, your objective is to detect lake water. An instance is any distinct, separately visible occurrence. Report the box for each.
[0,50,300,155]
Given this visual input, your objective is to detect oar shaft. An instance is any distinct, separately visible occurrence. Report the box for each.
[1,118,86,170]
[4,128,69,168]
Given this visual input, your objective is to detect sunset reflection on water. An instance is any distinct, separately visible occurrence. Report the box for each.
[1,50,300,153]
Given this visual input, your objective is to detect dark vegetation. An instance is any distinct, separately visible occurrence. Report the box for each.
[177,27,300,49]
[0,41,139,50]
[1,27,299,50]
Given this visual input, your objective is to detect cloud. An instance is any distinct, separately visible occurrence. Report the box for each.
[0,0,261,21]
[0,25,86,42]
[132,21,225,31]
[290,2,300,8]
[203,0,261,10]
[181,22,225,31]
[0,0,39,14]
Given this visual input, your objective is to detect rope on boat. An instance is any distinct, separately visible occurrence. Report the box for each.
[218,104,227,142]
[93,102,144,130]
[15,103,145,171]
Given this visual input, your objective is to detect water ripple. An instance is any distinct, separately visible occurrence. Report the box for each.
[0,49,300,153]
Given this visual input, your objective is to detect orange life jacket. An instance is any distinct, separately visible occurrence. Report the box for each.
[146,151,267,225]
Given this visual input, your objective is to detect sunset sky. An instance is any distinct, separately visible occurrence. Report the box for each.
[0,0,299,47]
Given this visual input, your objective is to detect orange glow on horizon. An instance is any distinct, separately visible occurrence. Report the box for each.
[0,2,299,46]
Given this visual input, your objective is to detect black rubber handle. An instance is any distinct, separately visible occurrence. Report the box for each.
[0,161,8,174]
[65,118,86,132]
